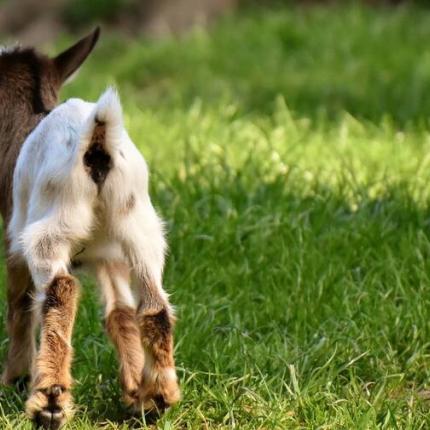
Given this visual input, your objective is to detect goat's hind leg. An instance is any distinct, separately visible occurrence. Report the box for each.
[97,262,144,409]
[135,278,180,413]
[115,197,180,413]
[26,273,79,429]
[23,236,79,429]
[123,239,180,412]
[101,263,180,414]
[2,260,35,387]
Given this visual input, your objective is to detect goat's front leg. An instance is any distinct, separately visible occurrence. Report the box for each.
[23,240,78,429]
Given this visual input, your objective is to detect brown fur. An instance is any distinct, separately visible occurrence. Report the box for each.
[0,48,58,222]
[106,306,144,406]
[139,308,175,369]
[33,275,80,390]
[137,305,180,411]
[26,275,80,425]
[131,276,180,410]
[1,260,35,384]
[83,121,112,190]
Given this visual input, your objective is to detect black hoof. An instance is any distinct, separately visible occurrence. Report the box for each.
[34,408,64,430]
[32,385,67,429]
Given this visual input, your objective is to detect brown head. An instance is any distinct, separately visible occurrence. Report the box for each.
[0,27,100,221]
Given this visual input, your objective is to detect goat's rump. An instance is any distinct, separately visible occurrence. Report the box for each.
[8,88,150,261]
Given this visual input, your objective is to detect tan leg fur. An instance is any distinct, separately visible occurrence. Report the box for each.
[26,275,80,429]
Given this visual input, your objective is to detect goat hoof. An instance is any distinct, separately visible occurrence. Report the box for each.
[26,385,73,429]
[138,369,181,414]
[34,408,64,430]
[123,387,140,408]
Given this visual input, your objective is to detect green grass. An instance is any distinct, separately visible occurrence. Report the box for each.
[4,2,430,428]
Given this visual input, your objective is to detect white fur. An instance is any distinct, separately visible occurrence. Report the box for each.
[8,88,168,312]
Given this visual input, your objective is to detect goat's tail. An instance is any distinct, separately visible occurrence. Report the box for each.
[80,87,123,188]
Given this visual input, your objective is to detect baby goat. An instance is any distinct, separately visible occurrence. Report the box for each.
[0,32,179,429]
[10,88,180,427]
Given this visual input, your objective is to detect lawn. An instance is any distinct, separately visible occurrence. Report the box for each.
[3,2,430,429]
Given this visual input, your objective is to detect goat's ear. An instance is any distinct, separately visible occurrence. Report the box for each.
[53,27,100,84]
